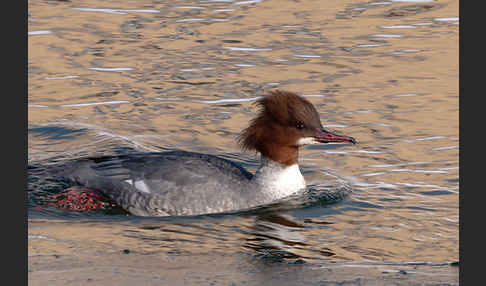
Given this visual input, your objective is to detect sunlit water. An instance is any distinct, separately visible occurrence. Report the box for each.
[28,0,458,283]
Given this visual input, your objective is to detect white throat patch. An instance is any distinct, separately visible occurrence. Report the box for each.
[252,157,306,201]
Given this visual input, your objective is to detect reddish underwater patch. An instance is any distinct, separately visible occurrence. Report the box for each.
[47,186,112,212]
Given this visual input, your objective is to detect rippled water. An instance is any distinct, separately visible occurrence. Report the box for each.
[28,0,458,284]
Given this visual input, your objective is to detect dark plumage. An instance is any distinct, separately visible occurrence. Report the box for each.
[60,151,256,216]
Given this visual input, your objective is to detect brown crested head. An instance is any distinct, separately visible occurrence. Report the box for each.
[238,90,356,165]
[237,90,322,165]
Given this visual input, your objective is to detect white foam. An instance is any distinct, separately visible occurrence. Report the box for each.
[294,54,321,58]
[61,100,130,107]
[28,30,52,35]
[88,67,133,72]
[432,146,457,151]
[372,34,402,38]
[367,1,392,5]
[28,234,56,241]
[413,22,434,26]
[353,181,398,189]
[355,150,384,154]
[360,172,387,177]
[357,44,384,48]
[194,97,259,104]
[322,124,347,128]
[223,46,271,51]
[233,0,263,5]
[325,151,348,154]
[390,169,448,174]
[213,9,236,12]
[375,123,392,127]
[434,17,459,22]
[44,75,80,80]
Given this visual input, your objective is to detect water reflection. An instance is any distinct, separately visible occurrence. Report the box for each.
[245,213,309,262]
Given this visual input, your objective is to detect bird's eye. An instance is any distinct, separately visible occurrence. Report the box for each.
[296,123,305,129]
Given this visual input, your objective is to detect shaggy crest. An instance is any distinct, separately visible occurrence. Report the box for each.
[238,90,322,153]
